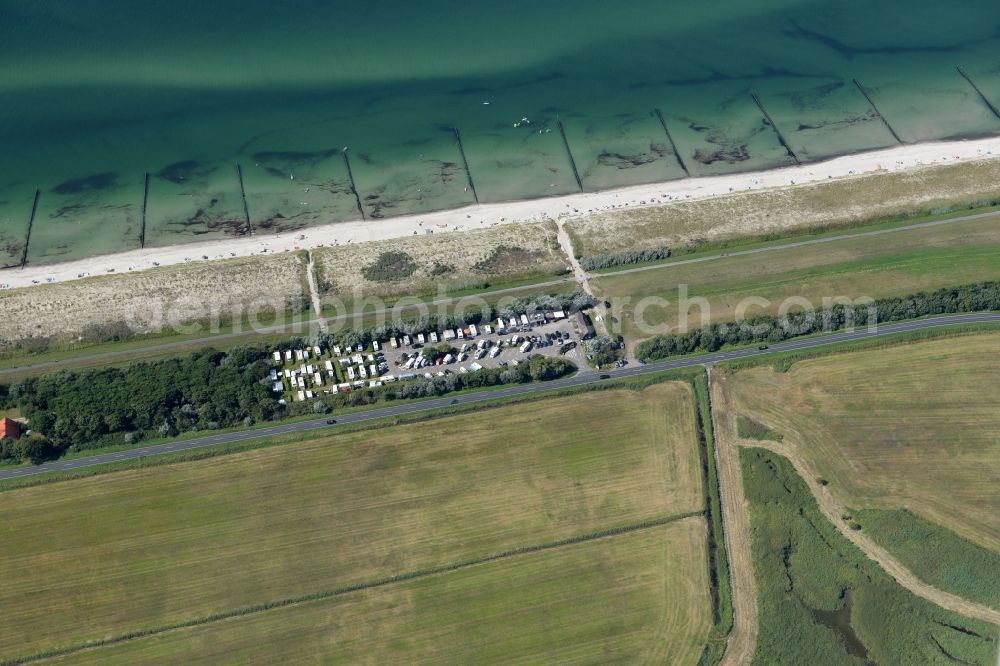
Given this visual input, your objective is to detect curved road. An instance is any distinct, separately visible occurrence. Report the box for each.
[3,313,997,481]
[3,209,993,381]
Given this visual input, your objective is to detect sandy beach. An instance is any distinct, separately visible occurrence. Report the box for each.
[4,136,1000,291]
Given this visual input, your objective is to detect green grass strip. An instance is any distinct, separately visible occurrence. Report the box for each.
[0,512,702,666]
[692,371,734,666]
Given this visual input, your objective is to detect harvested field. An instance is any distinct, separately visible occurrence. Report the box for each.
[719,333,1000,554]
[0,252,309,345]
[592,214,1000,345]
[48,519,711,665]
[0,384,703,662]
[567,157,1000,257]
[312,219,567,301]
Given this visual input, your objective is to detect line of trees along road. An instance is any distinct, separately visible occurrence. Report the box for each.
[1,347,280,462]
[636,281,1000,361]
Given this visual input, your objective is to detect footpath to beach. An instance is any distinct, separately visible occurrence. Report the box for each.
[6,136,1000,290]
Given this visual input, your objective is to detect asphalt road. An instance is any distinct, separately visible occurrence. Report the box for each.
[3,312,996,481]
[3,208,994,380]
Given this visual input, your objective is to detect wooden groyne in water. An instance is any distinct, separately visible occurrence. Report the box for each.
[956,66,1000,121]
[750,91,800,164]
[342,148,366,221]
[140,171,149,249]
[557,120,584,191]
[236,163,253,235]
[452,126,479,204]
[653,108,691,177]
[20,189,39,269]
[853,79,904,145]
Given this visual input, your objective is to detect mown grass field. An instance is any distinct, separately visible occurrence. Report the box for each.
[592,215,1000,345]
[0,384,707,662]
[47,519,710,665]
[741,448,998,665]
[720,333,1000,555]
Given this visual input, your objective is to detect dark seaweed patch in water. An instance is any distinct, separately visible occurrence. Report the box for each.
[361,161,462,218]
[167,197,247,236]
[448,70,564,96]
[808,590,872,664]
[438,161,459,183]
[597,150,659,169]
[52,172,117,195]
[631,65,817,89]
[781,81,846,109]
[797,113,876,132]
[48,203,85,219]
[783,19,958,59]
[156,160,217,184]
[251,148,341,164]
[693,144,750,165]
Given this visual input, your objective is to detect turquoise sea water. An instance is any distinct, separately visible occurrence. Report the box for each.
[1,0,999,267]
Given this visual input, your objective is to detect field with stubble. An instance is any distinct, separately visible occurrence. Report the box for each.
[48,519,710,665]
[567,157,1000,257]
[719,333,1000,555]
[0,383,709,663]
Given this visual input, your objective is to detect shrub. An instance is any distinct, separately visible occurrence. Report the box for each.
[362,251,418,282]
[736,415,783,442]
[579,247,671,271]
[584,336,619,367]
[472,245,541,274]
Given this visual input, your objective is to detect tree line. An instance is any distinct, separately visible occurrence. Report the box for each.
[579,247,671,271]
[636,281,1000,361]
[0,346,281,463]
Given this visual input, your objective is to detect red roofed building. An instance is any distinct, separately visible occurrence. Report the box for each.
[0,417,21,441]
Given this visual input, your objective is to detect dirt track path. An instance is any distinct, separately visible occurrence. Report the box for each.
[305,251,328,334]
[712,372,1000,629]
[555,218,609,337]
[709,368,759,666]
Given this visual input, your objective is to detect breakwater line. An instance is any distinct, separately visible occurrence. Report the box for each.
[139,172,149,249]
[654,108,691,177]
[452,126,479,204]
[20,189,40,269]
[557,120,584,191]
[235,163,252,235]
[956,66,1000,121]
[853,79,904,145]
[750,91,800,164]
[341,148,366,221]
